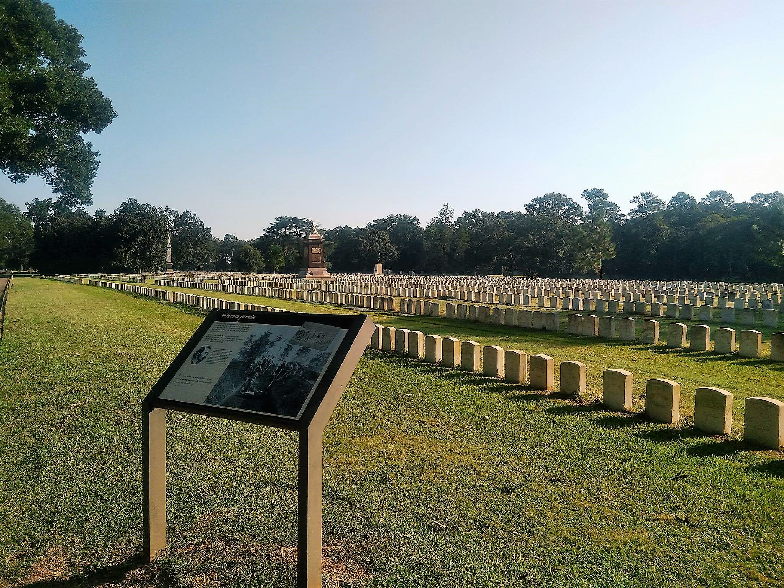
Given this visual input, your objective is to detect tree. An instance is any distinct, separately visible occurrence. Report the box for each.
[26,197,99,273]
[700,189,734,213]
[0,196,32,268]
[255,216,311,272]
[110,199,168,272]
[611,193,669,278]
[575,188,620,277]
[168,209,215,270]
[581,188,623,224]
[357,226,395,268]
[323,225,357,272]
[89,207,114,271]
[366,214,424,272]
[215,233,239,271]
[523,193,583,276]
[667,191,698,211]
[629,192,665,218]
[266,242,285,273]
[660,192,699,278]
[574,221,614,278]
[0,0,116,207]
[234,242,264,273]
[500,211,534,275]
[751,191,784,208]
[454,210,510,274]
[423,204,455,274]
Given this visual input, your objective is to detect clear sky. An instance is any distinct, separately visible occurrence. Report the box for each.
[2,0,783,239]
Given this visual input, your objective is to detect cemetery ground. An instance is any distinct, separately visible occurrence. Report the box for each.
[0,280,782,587]
[145,281,784,427]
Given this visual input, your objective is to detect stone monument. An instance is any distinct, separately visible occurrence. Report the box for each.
[299,223,330,278]
[166,234,173,272]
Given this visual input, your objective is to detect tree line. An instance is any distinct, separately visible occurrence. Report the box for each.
[1,188,782,281]
[327,189,784,281]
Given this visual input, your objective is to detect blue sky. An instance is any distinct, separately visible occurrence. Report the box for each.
[2,0,783,239]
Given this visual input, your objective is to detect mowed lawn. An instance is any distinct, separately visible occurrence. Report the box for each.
[0,278,783,587]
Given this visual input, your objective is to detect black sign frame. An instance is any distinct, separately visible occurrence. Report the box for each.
[143,309,371,431]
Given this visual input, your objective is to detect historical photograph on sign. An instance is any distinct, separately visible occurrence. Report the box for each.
[159,320,347,419]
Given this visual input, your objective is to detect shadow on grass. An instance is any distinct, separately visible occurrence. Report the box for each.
[481,381,527,394]
[748,460,784,478]
[593,413,646,429]
[506,390,548,402]
[648,346,706,357]
[647,346,780,369]
[21,554,149,588]
[434,370,492,386]
[544,401,603,415]
[635,427,707,443]
[372,353,539,392]
[686,439,747,457]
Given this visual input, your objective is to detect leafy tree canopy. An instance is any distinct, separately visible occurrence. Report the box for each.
[110,199,168,272]
[581,188,623,223]
[0,0,116,207]
[262,216,312,241]
[751,191,784,208]
[367,214,423,272]
[167,208,215,271]
[667,191,697,211]
[525,193,583,224]
[701,189,734,212]
[628,192,665,218]
[0,196,32,268]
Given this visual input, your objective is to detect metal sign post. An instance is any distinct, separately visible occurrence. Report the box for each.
[298,426,323,586]
[142,310,373,587]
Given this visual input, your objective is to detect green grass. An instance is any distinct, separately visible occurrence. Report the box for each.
[2,279,784,587]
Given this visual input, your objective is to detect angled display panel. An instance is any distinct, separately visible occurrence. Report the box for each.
[145,310,372,429]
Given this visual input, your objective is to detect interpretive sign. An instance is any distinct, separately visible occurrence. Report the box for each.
[146,310,370,428]
[143,309,374,587]
[158,318,347,419]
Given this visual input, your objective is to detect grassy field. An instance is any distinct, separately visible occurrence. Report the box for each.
[1,278,784,587]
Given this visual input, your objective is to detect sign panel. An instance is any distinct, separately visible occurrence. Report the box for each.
[146,310,372,429]
[160,320,347,418]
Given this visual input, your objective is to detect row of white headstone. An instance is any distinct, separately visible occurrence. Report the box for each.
[143,271,782,306]
[568,315,784,360]
[370,325,784,450]
[88,270,784,327]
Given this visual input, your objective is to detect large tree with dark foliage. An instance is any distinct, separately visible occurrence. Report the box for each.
[110,199,168,273]
[422,204,456,274]
[522,193,583,277]
[574,188,620,277]
[0,0,116,207]
[0,196,32,268]
[366,214,424,272]
[168,208,215,271]
[253,216,312,273]
[26,197,100,273]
